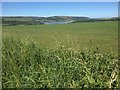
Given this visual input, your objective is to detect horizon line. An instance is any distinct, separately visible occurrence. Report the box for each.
[1,15,118,19]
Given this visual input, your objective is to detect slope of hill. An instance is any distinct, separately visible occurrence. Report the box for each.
[2,16,89,21]
[2,16,118,26]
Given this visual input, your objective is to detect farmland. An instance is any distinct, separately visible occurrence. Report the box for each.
[2,21,119,88]
[2,21,118,53]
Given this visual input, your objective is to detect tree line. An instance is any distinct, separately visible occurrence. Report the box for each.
[2,19,44,26]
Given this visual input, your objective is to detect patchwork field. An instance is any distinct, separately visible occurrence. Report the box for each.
[2,21,119,88]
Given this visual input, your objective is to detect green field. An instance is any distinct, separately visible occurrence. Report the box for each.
[2,21,119,88]
[3,21,118,53]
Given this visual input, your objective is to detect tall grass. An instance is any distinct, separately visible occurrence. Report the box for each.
[2,37,118,88]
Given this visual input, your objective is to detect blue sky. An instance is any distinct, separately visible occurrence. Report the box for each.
[2,2,118,18]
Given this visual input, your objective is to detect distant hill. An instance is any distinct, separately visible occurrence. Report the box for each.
[2,16,90,22]
[2,16,118,26]
[43,16,90,22]
[72,17,118,23]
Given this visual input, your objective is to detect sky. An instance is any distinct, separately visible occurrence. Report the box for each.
[1,0,120,2]
[2,2,118,18]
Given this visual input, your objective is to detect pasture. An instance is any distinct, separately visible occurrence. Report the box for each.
[2,21,119,88]
[2,21,118,54]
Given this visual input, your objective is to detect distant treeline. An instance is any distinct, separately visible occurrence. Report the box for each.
[72,18,118,23]
[2,19,44,26]
[2,16,119,26]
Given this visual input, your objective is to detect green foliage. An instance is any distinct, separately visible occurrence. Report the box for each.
[2,19,44,26]
[72,18,118,23]
[2,16,118,26]
[2,16,90,24]
[2,37,118,88]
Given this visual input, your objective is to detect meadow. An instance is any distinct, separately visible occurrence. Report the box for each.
[2,21,119,88]
[2,21,118,53]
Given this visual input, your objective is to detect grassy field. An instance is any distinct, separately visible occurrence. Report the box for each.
[2,21,119,88]
[2,21,118,53]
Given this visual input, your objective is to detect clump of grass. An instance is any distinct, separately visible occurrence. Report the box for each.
[2,37,118,88]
